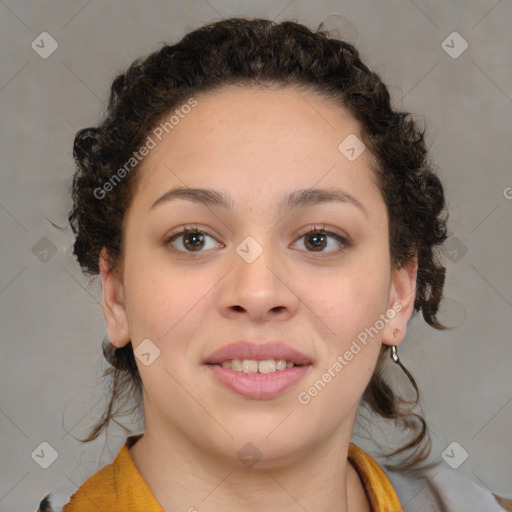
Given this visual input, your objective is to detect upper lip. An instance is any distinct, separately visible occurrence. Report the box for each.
[204,341,313,365]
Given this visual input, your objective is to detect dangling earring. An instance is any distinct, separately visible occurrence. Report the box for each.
[391,328,400,363]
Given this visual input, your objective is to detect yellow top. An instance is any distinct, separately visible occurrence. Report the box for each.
[40,434,403,512]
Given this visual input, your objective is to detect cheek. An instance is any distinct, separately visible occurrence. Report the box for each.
[294,267,389,423]
[122,262,211,398]
[123,249,218,368]
[301,255,390,345]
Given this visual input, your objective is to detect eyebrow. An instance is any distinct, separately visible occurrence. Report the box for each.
[149,186,368,218]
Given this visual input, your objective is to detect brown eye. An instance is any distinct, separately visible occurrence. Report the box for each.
[165,227,221,253]
[182,231,205,251]
[294,226,349,254]
[304,232,328,251]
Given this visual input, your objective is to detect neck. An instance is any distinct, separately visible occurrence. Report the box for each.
[129,422,370,512]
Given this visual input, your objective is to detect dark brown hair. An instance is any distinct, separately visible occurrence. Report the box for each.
[69,17,448,474]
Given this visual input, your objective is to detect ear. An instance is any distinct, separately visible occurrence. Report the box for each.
[99,248,131,348]
[382,255,418,346]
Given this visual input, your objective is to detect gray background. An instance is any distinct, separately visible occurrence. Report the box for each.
[1,1,511,510]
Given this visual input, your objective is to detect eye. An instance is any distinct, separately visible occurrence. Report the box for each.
[164,225,222,254]
[163,224,349,256]
[292,225,349,254]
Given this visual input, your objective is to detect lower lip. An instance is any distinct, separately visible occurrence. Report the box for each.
[204,364,312,399]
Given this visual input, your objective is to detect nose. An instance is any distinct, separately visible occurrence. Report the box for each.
[217,240,300,323]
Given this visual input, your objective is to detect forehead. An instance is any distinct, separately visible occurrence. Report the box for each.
[159,85,364,159]
[131,85,382,215]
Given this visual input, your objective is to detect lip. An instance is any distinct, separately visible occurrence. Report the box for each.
[205,364,312,399]
[203,341,313,400]
[203,341,312,365]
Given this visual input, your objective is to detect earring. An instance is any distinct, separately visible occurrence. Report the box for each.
[393,328,399,338]
[390,345,400,363]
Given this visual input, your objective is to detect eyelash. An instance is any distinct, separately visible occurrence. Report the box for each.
[163,224,349,258]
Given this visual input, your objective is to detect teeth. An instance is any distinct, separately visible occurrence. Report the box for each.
[258,359,275,374]
[231,359,243,371]
[242,359,258,373]
[218,358,296,373]
[276,359,287,371]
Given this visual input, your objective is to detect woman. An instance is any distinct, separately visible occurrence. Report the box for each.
[37,17,511,512]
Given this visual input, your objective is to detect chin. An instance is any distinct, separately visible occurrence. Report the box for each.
[216,427,311,470]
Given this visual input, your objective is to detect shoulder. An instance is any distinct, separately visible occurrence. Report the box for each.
[36,434,153,512]
[36,462,117,512]
[37,489,75,512]
[348,442,403,511]
[382,461,512,512]
[348,441,511,512]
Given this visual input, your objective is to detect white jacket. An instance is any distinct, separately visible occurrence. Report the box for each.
[384,463,512,511]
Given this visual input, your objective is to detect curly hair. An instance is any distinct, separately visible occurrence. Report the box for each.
[68,17,449,474]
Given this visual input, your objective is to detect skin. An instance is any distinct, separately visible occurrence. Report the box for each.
[100,85,417,512]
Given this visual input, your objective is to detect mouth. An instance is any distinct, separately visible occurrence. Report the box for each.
[203,341,313,399]
[205,358,307,373]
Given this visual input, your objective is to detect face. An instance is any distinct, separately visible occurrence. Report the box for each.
[101,85,417,468]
